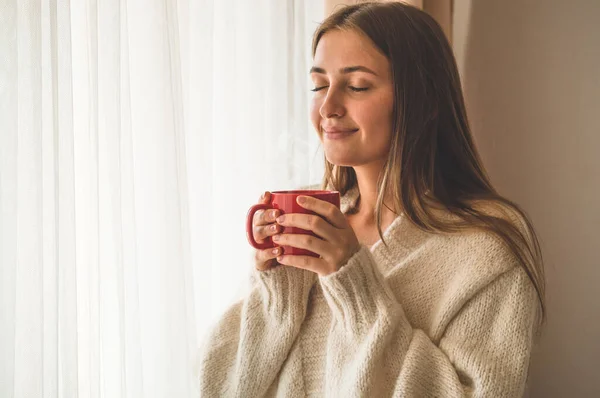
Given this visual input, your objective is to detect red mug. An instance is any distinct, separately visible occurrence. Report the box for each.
[246,190,341,257]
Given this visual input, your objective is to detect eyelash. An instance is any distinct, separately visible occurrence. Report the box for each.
[310,86,369,92]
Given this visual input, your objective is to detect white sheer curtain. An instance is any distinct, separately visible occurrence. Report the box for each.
[0,0,324,397]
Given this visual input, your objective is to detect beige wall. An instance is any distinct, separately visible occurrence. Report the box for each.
[454,1,600,396]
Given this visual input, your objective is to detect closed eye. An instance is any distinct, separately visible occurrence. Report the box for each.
[310,86,369,92]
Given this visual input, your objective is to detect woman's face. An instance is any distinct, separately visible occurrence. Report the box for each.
[310,29,394,168]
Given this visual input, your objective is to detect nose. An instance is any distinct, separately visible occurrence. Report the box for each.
[319,88,345,119]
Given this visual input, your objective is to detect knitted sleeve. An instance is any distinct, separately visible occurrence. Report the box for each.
[318,246,540,398]
[198,265,316,397]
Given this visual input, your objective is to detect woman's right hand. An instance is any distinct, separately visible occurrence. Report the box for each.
[253,192,283,271]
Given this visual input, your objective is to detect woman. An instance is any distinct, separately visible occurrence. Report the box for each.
[198,2,545,397]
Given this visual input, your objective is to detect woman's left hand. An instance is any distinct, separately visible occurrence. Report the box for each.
[273,195,361,277]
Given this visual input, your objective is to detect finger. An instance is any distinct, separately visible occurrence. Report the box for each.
[296,196,346,229]
[275,213,337,242]
[272,233,329,258]
[253,222,282,243]
[252,192,274,229]
[277,254,328,275]
[253,207,280,227]
[255,246,283,269]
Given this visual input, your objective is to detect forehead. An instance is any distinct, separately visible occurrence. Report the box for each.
[313,29,389,75]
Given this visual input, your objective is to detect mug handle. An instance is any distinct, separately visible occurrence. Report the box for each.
[246,203,274,250]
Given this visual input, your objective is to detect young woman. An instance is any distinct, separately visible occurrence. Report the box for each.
[198,2,545,397]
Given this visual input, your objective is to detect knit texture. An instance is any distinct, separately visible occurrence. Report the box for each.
[197,187,541,397]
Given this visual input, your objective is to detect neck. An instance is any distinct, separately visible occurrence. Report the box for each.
[352,162,397,224]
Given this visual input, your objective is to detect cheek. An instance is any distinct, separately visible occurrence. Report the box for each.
[361,101,392,132]
[358,96,394,147]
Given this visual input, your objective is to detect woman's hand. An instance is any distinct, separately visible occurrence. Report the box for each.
[252,192,284,271]
[273,195,360,276]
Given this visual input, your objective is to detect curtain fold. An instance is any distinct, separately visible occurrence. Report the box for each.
[0,1,323,397]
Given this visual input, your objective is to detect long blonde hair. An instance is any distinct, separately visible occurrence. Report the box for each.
[314,2,546,320]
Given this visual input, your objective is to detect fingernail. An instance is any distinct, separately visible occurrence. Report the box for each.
[270,224,277,232]
[271,210,278,218]
[297,196,306,204]
[272,248,280,255]
[272,234,280,241]
[276,215,285,223]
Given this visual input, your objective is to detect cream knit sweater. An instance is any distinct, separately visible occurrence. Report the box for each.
[198,187,540,397]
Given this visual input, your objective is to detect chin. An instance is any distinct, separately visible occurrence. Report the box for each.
[324,154,360,168]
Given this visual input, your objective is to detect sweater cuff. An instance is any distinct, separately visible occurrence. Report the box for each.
[318,246,400,334]
[252,265,317,322]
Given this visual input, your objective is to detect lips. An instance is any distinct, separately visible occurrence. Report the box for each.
[322,127,358,140]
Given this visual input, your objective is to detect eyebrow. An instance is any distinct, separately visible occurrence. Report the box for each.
[309,65,378,76]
